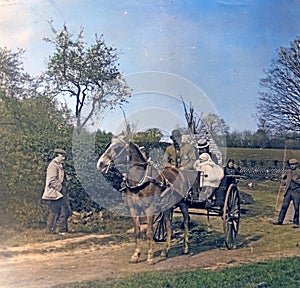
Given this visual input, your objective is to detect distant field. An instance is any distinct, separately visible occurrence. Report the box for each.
[224,147,300,164]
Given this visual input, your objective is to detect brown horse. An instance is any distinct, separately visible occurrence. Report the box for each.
[96,135,193,263]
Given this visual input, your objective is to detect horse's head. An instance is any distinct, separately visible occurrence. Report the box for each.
[96,135,129,173]
[97,134,149,174]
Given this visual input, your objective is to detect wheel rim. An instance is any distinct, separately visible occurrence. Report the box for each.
[223,184,240,249]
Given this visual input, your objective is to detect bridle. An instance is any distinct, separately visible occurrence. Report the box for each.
[102,138,168,192]
[103,138,128,174]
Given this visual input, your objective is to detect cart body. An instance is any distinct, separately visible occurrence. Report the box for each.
[153,172,241,250]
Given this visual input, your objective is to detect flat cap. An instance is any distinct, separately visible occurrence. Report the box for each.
[54,148,67,155]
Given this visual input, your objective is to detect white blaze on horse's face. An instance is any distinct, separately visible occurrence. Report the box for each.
[96,149,110,172]
[96,136,128,172]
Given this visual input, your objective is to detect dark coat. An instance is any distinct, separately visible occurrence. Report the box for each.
[282,167,300,196]
[163,142,196,169]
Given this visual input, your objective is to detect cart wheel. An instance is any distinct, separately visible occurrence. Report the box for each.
[153,210,173,242]
[223,184,240,249]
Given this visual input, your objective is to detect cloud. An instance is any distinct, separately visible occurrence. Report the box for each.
[0,0,57,50]
[0,1,33,49]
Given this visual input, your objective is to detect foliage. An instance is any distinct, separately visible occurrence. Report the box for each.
[0,93,112,227]
[132,128,162,144]
[257,36,300,134]
[225,129,300,149]
[95,130,113,153]
[42,23,131,128]
[0,93,72,228]
[132,128,166,163]
[0,47,36,99]
[0,47,103,228]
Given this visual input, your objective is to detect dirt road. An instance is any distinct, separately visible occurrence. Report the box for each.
[0,228,299,288]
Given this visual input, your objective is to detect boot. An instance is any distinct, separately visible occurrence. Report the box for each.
[45,213,58,234]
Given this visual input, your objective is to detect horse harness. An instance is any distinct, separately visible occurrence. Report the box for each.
[119,160,170,193]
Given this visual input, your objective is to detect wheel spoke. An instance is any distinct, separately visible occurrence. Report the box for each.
[223,184,240,249]
[153,213,166,241]
[153,211,173,242]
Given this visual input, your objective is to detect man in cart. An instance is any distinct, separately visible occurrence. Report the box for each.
[163,129,196,170]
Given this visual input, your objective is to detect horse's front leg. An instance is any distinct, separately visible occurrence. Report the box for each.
[146,215,154,264]
[129,214,141,263]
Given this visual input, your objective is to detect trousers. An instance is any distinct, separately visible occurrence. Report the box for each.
[278,190,293,224]
[278,188,300,225]
[291,191,300,225]
[46,198,70,233]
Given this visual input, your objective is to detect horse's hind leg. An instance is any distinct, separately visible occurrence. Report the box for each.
[179,201,190,254]
[129,214,141,263]
[161,209,172,258]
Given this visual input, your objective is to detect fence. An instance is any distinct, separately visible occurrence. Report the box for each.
[237,159,288,181]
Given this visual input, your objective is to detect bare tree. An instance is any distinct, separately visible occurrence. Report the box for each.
[180,95,201,134]
[202,113,229,137]
[257,36,300,134]
[0,47,35,99]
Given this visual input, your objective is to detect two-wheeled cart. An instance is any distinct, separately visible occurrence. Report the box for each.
[153,175,241,250]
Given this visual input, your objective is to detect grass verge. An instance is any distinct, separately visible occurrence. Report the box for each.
[54,256,300,288]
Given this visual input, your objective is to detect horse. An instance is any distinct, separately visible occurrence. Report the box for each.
[96,135,192,263]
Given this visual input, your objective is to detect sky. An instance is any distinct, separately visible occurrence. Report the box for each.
[1,0,300,133]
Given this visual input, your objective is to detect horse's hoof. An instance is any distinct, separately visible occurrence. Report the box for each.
[147,258,154,265]
[129,257,139,264]
[183,248,189,255]
[160,251,168,258]
[129,254,139,263]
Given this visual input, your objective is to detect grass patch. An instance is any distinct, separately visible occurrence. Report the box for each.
[54,257,300,288]
[225,147,300,163]
[233,180,299,253]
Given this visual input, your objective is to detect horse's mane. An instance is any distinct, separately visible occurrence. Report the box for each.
[129,142,148,163]
[113,134,148,163]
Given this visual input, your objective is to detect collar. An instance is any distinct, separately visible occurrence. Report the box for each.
[53,158,63,165]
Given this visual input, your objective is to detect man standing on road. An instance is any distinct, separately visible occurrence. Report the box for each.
[42,148,71,234]
[273,158,300,228]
